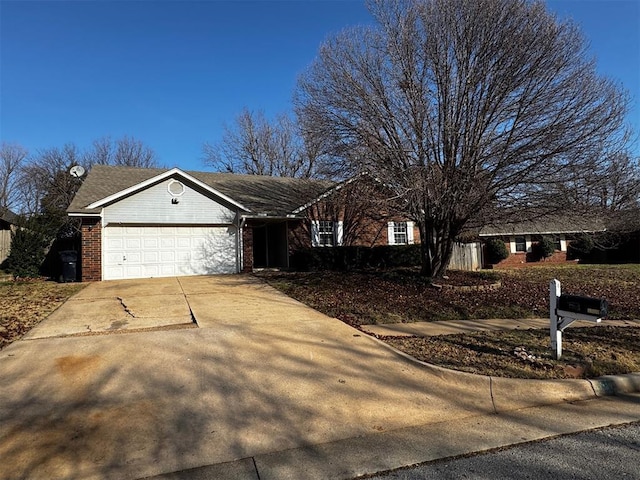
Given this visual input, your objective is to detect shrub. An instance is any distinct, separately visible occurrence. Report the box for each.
[568,234,595,258]
[4,227,49,278]
[535,236,556,260]
[485,239,509,264]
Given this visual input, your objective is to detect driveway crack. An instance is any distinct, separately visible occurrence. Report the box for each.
[176,277,198,326]
[116,297,135,318]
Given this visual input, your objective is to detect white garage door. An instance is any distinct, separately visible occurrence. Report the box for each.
[103,225,237,280]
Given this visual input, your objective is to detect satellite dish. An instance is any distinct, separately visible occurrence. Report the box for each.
[70,165,86,178]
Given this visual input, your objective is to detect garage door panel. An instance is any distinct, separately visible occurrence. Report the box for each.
[105,238,124,249]
[160,251,176,262]
[143,237,158,248]
[143,252,159,263]
[125,252,142,264]
[125,236,141,246]
[160,238,176,248]
[103,225,237,280]
[104,252,124,264]
[177,237,191,248]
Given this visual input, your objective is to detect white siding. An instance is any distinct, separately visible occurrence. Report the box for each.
[103,179,236,225]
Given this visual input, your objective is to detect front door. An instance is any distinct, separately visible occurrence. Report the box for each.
[252,222,288,269]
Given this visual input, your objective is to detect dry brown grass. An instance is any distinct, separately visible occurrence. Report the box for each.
[385,326,639,379]
[260,265,640,379]
[0,280,85,349]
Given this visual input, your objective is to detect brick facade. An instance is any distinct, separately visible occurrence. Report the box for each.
[493,250,569,268]
[80,218,101,281]
[241,225,253,273]
[489,238,572,268]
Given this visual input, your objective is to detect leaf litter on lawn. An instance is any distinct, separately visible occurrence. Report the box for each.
[0,279,85,349]
[258,266,640,379]
[385,326,639,379]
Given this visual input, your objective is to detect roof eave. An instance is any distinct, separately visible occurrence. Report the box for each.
[479,228,607,237]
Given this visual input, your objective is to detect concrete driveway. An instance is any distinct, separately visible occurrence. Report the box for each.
[23,277,196,339]
[1,275,638,480]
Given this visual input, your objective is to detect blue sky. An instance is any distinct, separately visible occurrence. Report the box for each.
[1,0,638,171]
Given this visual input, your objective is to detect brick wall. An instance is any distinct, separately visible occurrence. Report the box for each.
[242,226,253,273]
[80,218,101,281]
[490,239,571,268]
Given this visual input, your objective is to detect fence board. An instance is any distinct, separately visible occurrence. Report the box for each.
[0,229,11,264]
[448,242,482,271]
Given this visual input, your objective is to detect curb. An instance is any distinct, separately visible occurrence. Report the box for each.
[368,333,640,408]
[589,373,640,396]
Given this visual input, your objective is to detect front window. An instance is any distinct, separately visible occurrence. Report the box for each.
[393,222,408,245]
[515,236,526,252]
[318,220,335,246]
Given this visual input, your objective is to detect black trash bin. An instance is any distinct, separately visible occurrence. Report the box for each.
[59,250,78,282]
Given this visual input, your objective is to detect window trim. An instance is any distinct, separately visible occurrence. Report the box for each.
[311,220,343,247]
[388,221,414,245]
[510,235,531,253]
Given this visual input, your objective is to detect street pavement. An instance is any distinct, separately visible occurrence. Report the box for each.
[366,419,640,479]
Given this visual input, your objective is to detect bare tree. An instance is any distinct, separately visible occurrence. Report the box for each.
[86,135,158,168]
[203,108,334,178]
[296,0,629,277]
[20,144,85,218]
[0,142,28,215]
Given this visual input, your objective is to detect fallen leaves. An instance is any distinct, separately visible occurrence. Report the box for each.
[0,280,85,349]
[259,265,640,325]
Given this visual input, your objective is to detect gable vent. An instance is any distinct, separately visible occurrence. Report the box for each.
[168,180,185,197]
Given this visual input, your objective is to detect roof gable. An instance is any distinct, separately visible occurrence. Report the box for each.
[86,168,249,211]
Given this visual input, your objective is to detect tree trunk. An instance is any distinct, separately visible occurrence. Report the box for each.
[418,217,455,279]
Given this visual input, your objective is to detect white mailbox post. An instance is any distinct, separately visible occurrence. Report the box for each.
[549,279,607,360]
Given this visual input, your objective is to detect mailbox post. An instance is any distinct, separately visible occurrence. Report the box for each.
[549,279,608,360]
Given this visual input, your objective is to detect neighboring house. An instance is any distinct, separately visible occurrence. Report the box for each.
[479,216,607,267]
[0,209,18,265]
[68,165,420,281]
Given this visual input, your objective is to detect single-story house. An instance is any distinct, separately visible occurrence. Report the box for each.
[68,165,420,281]
[0,209,18,265]
[478,216,607,267]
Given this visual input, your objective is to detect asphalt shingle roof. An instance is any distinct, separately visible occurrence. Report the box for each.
[0,208,18,225]
[67,165,335,217]
[479,215,606,236]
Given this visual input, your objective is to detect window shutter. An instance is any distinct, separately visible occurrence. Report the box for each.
[311,221,320,247]
[525,236,532,253]
[560,236,567,252]
[407,221,414,244]
[387,222,395,245]
[336,221,344,246]
[509,237,516,254]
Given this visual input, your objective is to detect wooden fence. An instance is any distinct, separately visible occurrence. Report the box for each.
[0,229,11,265]
[448,241,482,271]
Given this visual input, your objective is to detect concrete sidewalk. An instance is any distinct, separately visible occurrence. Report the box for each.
[0,275,638,480]
[361,317,640,337]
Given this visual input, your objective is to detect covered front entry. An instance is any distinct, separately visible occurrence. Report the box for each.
[252,221,289,269]
[103,225,237,280]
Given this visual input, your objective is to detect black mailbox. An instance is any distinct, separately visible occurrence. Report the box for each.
[558,294,608,318]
